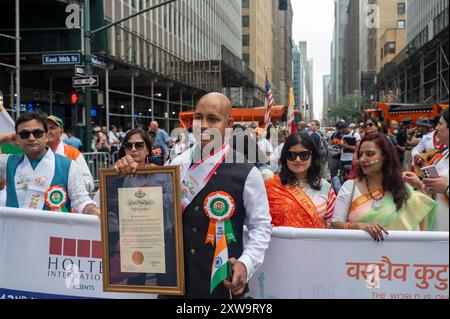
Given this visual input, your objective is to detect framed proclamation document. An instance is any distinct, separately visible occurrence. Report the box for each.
[99,166,184,295]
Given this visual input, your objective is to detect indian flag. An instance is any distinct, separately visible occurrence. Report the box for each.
[210,234,229,294]
[0,106,14,135]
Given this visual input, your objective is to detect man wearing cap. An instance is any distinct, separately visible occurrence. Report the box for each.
[412,118,444,168]
[47,115,94,194]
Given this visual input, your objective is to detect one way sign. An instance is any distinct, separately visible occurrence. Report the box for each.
[72,75,99,88]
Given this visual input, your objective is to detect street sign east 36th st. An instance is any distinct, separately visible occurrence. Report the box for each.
[72,76,99,88]
[42,54,81,65]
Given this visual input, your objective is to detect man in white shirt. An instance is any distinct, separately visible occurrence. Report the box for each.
[412,118,442,167]
[255,127,273,161]
[108,125,121,152]
[340,125,361,177]
[116,93,272,298]
[0,112,99,216]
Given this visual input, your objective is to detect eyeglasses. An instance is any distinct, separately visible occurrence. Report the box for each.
[286,151,312,162]
[17,129,45,139]
[365,123,375,128]
[124,142,146,151]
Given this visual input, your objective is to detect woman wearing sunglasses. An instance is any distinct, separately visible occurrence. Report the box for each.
[93,128,154,205]
[265,133,336,228]
[332,133,437,241]
[95,128,177,286]
[364,118,383,135]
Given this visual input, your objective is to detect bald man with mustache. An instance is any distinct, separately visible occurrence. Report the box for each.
[117,93,272,298]
[168,92,272,299]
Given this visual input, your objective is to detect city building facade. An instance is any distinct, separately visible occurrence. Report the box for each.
[241,0,275,106]
[0,0,254,137]
[322,74,331,126]
[272,0,293,106]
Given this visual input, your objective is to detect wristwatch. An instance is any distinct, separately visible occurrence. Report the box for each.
[446,186,449,199]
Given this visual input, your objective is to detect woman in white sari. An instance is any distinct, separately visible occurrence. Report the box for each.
[332,133,437,241]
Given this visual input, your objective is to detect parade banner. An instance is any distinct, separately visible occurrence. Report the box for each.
[0,207,156,299]
[248,227,449,299]
[0,208,448,299]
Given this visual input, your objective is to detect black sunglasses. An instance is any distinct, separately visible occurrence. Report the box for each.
[365,123,375,128]
[124,142,146,151]
[17,129,45,140]
[286,151,312,162]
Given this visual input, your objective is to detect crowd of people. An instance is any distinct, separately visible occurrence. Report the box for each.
[0,92,448,299]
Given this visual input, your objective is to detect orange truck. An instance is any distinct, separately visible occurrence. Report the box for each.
[365,102,448,125]
[178,105,302,128]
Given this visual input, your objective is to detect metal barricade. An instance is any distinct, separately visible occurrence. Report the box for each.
[110,151,119,165]
[82,152,112,185]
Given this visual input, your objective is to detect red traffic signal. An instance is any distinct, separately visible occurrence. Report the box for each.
[71,93,78,105]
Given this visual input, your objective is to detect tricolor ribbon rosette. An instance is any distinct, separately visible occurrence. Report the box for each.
[203,191,237,245]
[203,191,237,294]
[44,185,68,212]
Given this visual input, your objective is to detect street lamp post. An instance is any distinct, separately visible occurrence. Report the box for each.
[15,0,20,119]
[83,0,93,151]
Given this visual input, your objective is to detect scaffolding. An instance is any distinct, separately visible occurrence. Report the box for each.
[370,27,449,105]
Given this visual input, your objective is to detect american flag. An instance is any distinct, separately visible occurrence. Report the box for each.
[264,78,274,128]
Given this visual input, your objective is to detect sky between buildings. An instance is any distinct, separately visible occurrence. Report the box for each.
[291,0,334,120]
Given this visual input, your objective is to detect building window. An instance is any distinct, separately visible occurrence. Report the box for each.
[384,42,396,56]
[243,54,250,65]
[242,0,249,8]
[397,20,406,28]
[242,35,249,46]
[242,16,250,28]
[397,2,406,15]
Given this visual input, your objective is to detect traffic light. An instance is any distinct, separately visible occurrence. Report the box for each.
[71,92,78,106]
[279,0,288,10]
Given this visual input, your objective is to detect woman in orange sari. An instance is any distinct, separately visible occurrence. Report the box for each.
[265,132,336,228]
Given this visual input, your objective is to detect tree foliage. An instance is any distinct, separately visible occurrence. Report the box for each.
[330,94,368,122]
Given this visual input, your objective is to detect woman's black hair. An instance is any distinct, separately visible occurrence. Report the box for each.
[117,128,153,163]
[279,132,322,191]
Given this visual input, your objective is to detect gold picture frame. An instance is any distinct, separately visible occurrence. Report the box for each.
[99,166,185,295]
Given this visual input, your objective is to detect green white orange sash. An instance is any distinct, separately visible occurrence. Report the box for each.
[178,144,231,212]
[168,144,234,294]
[14,150,55,210]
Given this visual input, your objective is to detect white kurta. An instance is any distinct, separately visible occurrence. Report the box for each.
[0,150,96,213]
[54,141,94,193]
[411,131,439,165]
